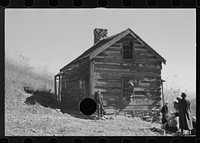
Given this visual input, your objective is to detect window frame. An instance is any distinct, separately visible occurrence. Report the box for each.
[122,77,135,97]
[122,40,135,60]
[79,76,86,90]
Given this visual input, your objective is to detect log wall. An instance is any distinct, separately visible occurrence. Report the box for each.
[60,58,90,111]
[93,34,162,111]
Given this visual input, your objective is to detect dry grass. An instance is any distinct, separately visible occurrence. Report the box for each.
[5,55,172,136]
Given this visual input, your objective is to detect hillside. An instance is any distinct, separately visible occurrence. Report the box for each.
[5,56,172,136]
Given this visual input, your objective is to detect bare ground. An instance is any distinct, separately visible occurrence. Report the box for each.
[5,87,172,136]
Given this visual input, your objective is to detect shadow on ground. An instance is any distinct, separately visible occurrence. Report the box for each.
[24,86,60,109]
[24,86,97,119]
[63,109,98,120]
[150,127,165,135]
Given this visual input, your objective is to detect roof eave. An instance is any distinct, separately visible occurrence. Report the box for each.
[127,29,166,65]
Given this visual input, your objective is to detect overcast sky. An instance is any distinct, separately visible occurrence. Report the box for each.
[5,9,196,97]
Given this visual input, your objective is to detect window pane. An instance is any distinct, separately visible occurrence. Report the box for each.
[123,51,133,59]
[123,41,133,59]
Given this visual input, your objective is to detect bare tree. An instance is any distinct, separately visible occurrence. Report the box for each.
[163,83,181,112]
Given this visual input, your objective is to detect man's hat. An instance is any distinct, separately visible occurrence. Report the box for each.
[181,92,187,97]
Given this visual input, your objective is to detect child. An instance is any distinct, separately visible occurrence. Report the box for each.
[165,112,179,133]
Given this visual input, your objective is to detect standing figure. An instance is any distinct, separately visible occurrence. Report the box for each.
[173,99,179,113]
[175,96,182,113]
[178,92,193,135]
[94,90,104,119]
[161,101,169,126]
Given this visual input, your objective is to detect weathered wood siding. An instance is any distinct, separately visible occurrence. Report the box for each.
[60,58,90,111]
[93,34,162,111]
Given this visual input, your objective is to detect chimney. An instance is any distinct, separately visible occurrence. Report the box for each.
[94,28,108,44]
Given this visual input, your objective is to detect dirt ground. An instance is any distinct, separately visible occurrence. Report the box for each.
[5,87,171,136]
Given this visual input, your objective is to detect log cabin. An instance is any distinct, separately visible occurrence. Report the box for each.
[55,28,166,117]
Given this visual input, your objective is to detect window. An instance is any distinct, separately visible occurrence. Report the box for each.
[122,41,134,59]
[65,81,67,89]
[122,78,135,97]
[79,77,85,89]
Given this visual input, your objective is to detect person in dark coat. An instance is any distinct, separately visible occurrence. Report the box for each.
[191,116,196,135]
[174,96,182,113]
[161,101,169,126]
[178,92,193,135]
[173,99,179,113]
[94,90,104,119]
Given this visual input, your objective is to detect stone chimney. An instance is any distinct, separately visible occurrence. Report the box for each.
[94,28,108,44]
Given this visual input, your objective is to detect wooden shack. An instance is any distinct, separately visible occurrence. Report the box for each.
[55,28,166,116]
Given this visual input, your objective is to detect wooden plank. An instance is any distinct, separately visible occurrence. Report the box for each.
[135,58,161,63]
[95,81,121,87]
[146,52,154,57]
[106,46,121,52]
[95,67,130,72]
[93,57,121,63]
[98,52,121,58]
[96,78,121,83]
[134,47,147,52]
[135,55,146,59]
[95,55,121,60]
[89,60,95,97]
[90,30,129,59]
[94,61,121,66]
[133,60,161,65]
[103,50,121,54]
[94,61,161,71]
[95,63,161,75]
[95,70,160,78]
[95,85,121,90]
[95,84,121,89]
[95,63,124,70]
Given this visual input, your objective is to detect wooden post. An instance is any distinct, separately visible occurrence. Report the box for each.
[54,76,57,97]
[58,75,60,102]
[161,79,165,107]
[59,75,62,102]
[89,61,95,98]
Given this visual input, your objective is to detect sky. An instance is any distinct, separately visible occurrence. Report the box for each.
[5,9,196,98]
